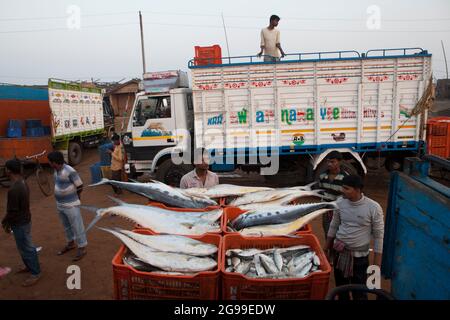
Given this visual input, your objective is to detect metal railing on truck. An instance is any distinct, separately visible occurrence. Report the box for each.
[188,47,430,68]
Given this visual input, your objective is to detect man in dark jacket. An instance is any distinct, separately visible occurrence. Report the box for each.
[1,159,42,286]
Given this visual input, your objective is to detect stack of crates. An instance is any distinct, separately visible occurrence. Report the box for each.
[427,117,450,159]
[25,119,44,137]
[6,119,22,138]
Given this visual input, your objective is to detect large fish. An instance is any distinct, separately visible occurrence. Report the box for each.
[99,227,217,272]
[230,189,326,207]
[239,208,330,236]
[112,228,218,256]
[185,184,274,199]
[82,197,221,235]
[231,202,337,230]
[89,178,217,208]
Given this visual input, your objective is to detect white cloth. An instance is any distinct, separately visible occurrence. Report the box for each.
[260,27,281,58]
[328,195,385,256]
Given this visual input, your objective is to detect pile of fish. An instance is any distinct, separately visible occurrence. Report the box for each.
[225,245,322,279]
[90,178,218,208]
[82,196,222,235]
[228,202,338,236]
[100,227,218,275]
[89,178,329,212]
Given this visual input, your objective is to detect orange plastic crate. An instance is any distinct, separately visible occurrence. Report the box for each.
[112,229,222,300]
[222,206,312,235]
[221,234,331,300]
[194,45,222,66]
[427,117,450,158]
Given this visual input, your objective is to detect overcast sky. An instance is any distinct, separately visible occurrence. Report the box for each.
[1,0,449,85]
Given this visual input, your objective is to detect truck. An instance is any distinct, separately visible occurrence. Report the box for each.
[0,79,115,166]
[122,47,433,186]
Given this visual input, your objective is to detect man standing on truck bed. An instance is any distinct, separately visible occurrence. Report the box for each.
[180,148,219,189]
[257,14,286,62]
[2,159,42,287]
[47,151,88,261]
[325,175,384,300]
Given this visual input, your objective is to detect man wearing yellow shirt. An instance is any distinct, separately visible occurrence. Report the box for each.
[108,134,124,194]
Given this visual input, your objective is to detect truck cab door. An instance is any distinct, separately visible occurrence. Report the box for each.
[131,95,176,147]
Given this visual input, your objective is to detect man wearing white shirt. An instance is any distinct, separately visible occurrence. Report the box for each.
[257,15,286,62]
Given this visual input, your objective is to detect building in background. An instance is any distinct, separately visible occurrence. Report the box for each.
[105,79,141,133]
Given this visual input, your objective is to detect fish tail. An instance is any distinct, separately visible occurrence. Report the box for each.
[107,195,128,206]
[81,205,107,232]
[88,178,110,187]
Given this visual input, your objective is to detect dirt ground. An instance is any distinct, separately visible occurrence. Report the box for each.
[0,148,391,299]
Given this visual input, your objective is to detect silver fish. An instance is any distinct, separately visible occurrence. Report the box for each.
[296,262,313,278]
[313,254,321,266]
[123,253,159,272]
[100,227,217,272]
[273,249,283,272]
[232,202,338,230]
[235,260,252,274]
[231,257,241,268]
[114,228,217,256]
[253,255,266,277]
[82,198,221,235]
[89,178,217,208]
[230,189,326,207]
[189,184,274,199]
[259,254,279,274]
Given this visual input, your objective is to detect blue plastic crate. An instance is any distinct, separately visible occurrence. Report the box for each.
[98,142,113,166]
[90,162,103,184]
[25,119,42,128]
[7,119,22,129]
[7,127,22,138]
[26,127,45,137]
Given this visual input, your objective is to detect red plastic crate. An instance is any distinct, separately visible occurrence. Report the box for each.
[221,234,331,300]
[112,229,222,300]
[427,117,450,158]
[222,206,312,235]
[194,45,222,66]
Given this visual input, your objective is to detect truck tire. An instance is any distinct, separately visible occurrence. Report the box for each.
[155,159,193,187]
[68,142,83,166]
[385,157,404,172]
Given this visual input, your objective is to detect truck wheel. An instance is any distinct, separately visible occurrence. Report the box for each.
[68,142,83,166]
[155,159,193,187]
[385,157,404,172]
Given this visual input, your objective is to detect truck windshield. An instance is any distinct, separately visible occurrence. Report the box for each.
[134,96,171,126]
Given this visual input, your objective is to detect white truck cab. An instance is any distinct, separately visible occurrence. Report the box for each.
[122,71,195,184]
